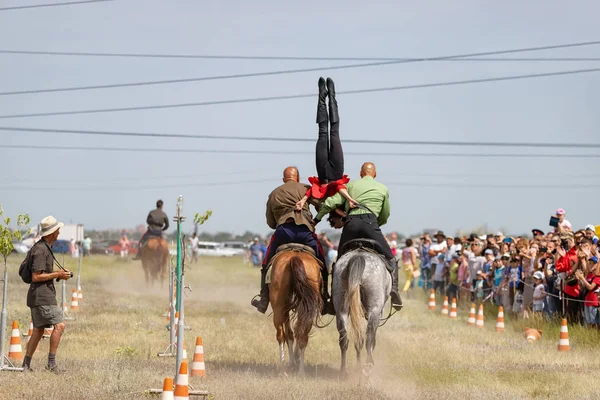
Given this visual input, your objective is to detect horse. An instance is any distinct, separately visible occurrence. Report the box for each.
[269,247,323,375]
[140,237,169,287]
[332,240,391,377]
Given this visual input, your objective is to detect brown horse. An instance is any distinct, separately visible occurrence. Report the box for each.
[269,250,322,375]
[140,237,169,287]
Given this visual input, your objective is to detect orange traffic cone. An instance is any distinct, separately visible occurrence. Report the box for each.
[71,288,79,311]
[23,320,33,342]
[61,301,68,313]
[441,297,449,316]
[78,286,83,300]
[8,321,23,361]
[495,306,505,332]
[467,303,476,326]
[190,336,206,377]
[173,359,189,400]
[523,327,542,342]
[43,326,53,338]
[476,304,484,328]
[428,289,436,310]
[557,318,570,352]
[161,377,174,400]
[448,298,457,319]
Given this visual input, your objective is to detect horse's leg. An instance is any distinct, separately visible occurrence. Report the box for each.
[284,316,295,369]
[272,306,286,372]
[363,310,379,377]
[336,311,350,378]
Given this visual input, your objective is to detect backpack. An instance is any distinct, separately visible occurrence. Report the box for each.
[18,246,35,284]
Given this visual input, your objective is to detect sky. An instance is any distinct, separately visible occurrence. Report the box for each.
[0,0,598,237]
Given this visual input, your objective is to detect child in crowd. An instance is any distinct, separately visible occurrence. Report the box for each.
[475,271,485,302]
[446,253,460,301]
[532,271,546,315]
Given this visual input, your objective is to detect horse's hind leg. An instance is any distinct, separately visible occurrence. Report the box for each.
[273,307,287,373]
[363,311,379,376]
[284,317,295,370]
[336,312,350,378]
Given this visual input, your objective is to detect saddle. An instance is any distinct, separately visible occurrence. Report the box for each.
[340,238,385,256]
[265,243,324,284]
[146,229,163,238]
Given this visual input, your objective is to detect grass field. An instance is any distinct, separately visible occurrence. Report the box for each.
[1,255,600,399]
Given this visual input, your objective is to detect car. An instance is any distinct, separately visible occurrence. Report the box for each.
[196,241,237,257]
[90,241,113,255]
[219,241,248,256]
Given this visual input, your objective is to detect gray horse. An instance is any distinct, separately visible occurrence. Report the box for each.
[332,246,391,376]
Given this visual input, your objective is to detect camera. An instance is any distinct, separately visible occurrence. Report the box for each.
[539,247,548,253]
[560,239,569,250]
[549,216,559,228]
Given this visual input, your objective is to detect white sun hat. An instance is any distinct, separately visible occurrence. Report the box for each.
[40,216,64,237]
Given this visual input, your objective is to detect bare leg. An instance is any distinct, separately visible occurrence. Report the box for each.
[49,322,65,355]
[25,327,44,358]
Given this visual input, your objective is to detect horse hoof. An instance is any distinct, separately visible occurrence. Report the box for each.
[362,363,374,377]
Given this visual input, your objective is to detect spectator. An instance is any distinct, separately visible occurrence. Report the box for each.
[555,233,579,323]
[485,235,500,257]
[585,224,599,245]
[430,231,448,296]
[446,253,460,301]
[319,232,334,273]
[532,271,546,315]
[493,255,506,305]
[576,256,600,328]
[389,232,399,259]
[554,208,572,234]
[250,238,262,267]
[23,216,72,373]
[82,236,92,257]
[244,237,253,264]
[465,240,486,301]
[119,234,130,258]
[189,233,199,264]
[419,233,432,291]
[260,239,269,264]
[401,238,418,296]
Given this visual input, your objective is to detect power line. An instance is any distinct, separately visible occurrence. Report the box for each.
[1,67,599,120]
[1,40,598,60]
[1,144,598,157]
[4,42,600,97]
[0,0,113,11]
[2,128,599,149]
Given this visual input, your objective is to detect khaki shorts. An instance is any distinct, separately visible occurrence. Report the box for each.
[31,305,64,329]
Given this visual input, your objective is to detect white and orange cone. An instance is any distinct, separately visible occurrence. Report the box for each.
[524,327,542,342]
[495,306,505,332]
[449,298,457,319]
[71,288,79,311]
[77,285,83,300]
[190,336,206,377]
[558,318,570,352]
[476,304,484,328]
[441,296,449,316]
[161,377,174,400]
[8,321,23,361]
[467,303,476,326]
[428,289,436,310]
[61,301,68,313]
[174,359,189,400]
[23,320,33,342]
[43,326,54,338]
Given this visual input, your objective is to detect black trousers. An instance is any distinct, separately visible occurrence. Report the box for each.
[337,214,394,262]
[316,111,344,183]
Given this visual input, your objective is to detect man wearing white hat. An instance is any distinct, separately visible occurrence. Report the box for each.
[23,216,72,373]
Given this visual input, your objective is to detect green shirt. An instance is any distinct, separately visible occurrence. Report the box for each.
[449,263,459,285]
[316,175,390,226]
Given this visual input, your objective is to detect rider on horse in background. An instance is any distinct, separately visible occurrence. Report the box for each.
[315,162,403,314]
[133,199,170,260]
[251,166,327,314]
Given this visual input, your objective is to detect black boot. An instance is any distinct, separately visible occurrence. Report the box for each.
[326,77,339,124]
[251,268,270,314]
[316,77,328,124]
[389,264,403,311]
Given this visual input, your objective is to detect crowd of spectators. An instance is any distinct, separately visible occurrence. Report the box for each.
[401,209,600,328]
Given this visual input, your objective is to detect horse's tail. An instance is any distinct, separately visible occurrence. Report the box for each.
[344,254,366,351]
[288,255,321,335]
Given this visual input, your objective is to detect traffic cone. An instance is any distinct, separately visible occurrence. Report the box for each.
[523,327,542,342]
[476,304,484,328]
[467,303,476,326]
[495,306,505,332]
[161,377,174,400]
[61,301,68,313]
[440,297,449,316]
[43,326,53,338]
[557,318,570,352]
[23,320,33,342]
[78,285,83,300]
[71,288,79,311]
[173,359,189,400]
[428,289,436,310]
[449,298,457,319]
[8,321,23,361]
[190,336,206,377]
